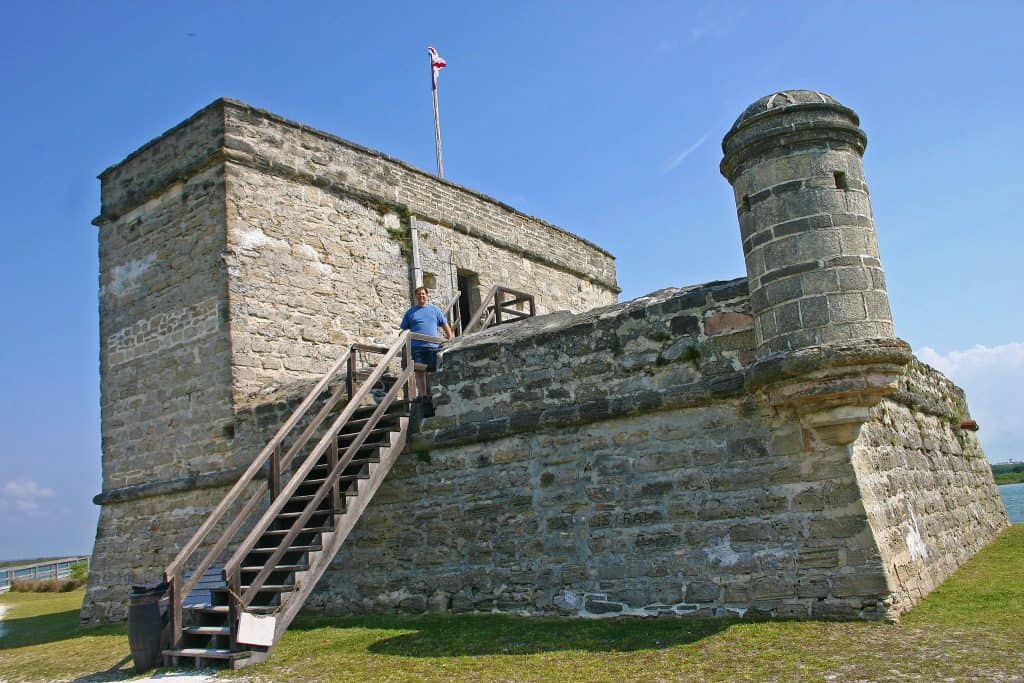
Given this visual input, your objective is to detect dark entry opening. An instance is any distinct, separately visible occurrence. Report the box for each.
[457,270,479,333]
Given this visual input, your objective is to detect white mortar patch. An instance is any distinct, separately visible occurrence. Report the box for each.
[298,243,333,274]
[104,252,156,297]
[705,534,740,567]
[905,503,929,561]
[235,226,285,251]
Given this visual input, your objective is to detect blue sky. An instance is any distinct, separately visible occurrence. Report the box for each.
[1,1,1021,560]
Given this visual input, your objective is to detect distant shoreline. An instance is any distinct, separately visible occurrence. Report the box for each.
[992,463,1024,486]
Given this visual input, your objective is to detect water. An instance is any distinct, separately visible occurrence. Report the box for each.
[998,482,1024,523]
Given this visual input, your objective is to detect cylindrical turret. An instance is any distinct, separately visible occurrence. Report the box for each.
[721,90,893,358]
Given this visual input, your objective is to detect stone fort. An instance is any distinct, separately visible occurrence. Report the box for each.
[83,90,1008,661]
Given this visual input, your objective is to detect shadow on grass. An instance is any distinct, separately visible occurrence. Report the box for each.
[291,613,737,657]
[0,607,127,649]
[1,606,136,682]
[68,655,135,683]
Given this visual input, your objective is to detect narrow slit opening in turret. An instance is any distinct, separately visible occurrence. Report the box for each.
[741,195,751,212]
[833,171,848,190]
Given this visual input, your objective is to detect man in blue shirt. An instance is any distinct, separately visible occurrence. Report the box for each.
[400,286,453,399]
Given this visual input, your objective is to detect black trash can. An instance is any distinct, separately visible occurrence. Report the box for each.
[128,581,168,673]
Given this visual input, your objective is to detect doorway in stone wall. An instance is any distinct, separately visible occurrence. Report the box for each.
[457,270,480,334]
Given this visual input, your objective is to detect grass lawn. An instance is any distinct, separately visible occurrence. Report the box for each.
[2,526,1022,682]
[0,590,132,682]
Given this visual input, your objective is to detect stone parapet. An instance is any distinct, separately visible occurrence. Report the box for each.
[415,278,753,450]
[95,104,226,221]
[218,99,616,291]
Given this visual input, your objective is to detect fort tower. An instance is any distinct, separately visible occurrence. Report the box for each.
[721,90,893,359]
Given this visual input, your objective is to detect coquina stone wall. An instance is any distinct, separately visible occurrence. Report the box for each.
[310,282,1007,620]
[219,99,617,404]
[853,362,1009,613]
[85,107,236,621]
[85,98,617,624]
[313,282,891,619]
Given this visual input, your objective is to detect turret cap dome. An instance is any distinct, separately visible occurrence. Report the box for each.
[728,90,851,133]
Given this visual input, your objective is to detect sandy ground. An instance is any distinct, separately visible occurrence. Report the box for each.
[130,673,219,683]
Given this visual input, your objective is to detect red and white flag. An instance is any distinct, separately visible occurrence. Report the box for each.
[428,46,446,90]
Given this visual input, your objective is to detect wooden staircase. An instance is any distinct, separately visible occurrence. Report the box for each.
[158,287,537,670]
[161,335,417,669]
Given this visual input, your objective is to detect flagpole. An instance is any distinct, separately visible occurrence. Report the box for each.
[431,58,444,178]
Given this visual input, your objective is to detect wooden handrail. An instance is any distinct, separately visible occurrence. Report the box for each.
[165,346,354,580]
[223,331,410,587]
[164,333,408,648]
[409,332,448,345]
[237,362,412,604]
[462,285,536,335]
[440,289,462,337]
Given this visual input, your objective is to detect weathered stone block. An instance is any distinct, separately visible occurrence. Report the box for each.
[831,572,889,598]
[685,581,720,603]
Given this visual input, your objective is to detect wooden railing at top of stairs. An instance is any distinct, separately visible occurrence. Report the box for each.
[441,289,463,337]
[163,330,428,650]
[461,285,536,336]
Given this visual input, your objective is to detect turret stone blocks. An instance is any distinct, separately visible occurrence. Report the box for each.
[721,91,892,358]
[85,91,1008,625]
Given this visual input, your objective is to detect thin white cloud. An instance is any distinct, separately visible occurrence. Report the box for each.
[687,3,748,42]
[662,131,710,174]
[917,342,1024,463]
[0,479,56,517]
[656,38,678,52]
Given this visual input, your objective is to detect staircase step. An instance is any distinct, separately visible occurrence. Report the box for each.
[240,584,296,593]
[338,426,396,445]
[163,648,251,661]
[247,544,322,553]
[276,510,340,520]
[308,468,369,482]
[242,564,305,573]
[347,400,410,420]
[184,603,278,615]
[262,526,331,536]
[346,455,381,466]
[291,489,365,503]
[340,412,406,433]
[184,625,231,636]
[183,603,228,614]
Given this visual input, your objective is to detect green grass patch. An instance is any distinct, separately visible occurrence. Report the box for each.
[1,527,1022,682]
[992,462,1024,485]
[994,471,1024,485]
[0,590,133,682]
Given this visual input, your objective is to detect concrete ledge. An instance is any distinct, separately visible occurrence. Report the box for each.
[93,465,262,505]
[745,338,913,391]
